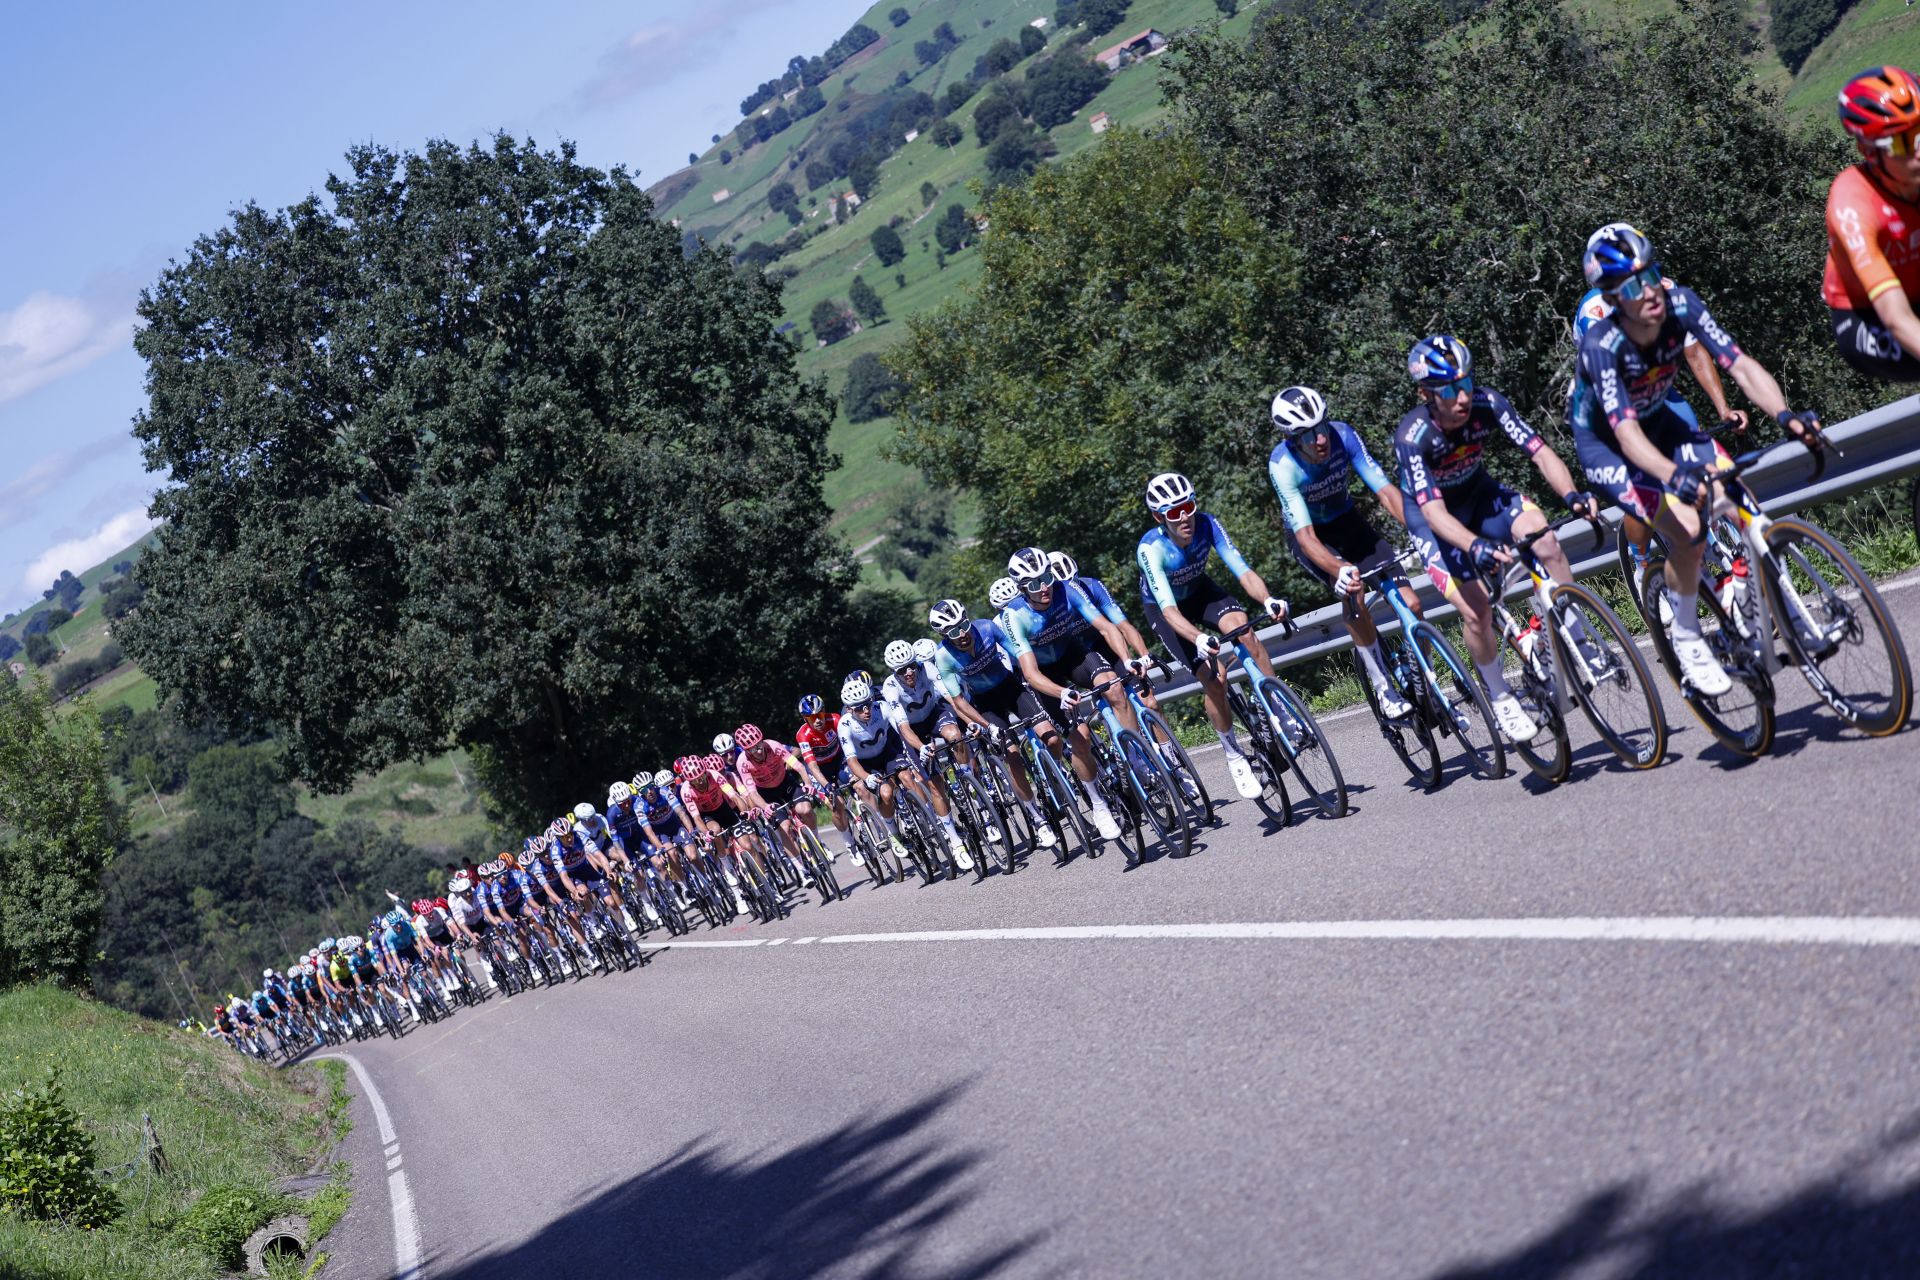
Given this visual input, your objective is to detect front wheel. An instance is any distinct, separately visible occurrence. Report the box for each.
[1028,738,1094,864]
[1764,516,1914,736]
[1502,616,1571,787]
[1365,641,1441,788]
[1411,621,1507,780]
[1118,727,1191,857]
[1262,678,1348,817]
[1550,580,1667,769]
[1137,707,1214,828]
[1640,551,1776,758]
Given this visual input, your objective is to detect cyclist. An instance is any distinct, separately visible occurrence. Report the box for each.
[1135,472,1292,800]
[1044,550,1161,705]
[926,597,1059,852]
[1571,224,1820,695]
[987,576,1019,624]
[1396,335,1592,742]
[677,754,762,911]
[1827,65,1920,380]
[730,722,823,884]
[565,808,644,930]
[544,821,627,956]
[378,906,431,1015]
[482,851,571,977]
[882,638,969,764]
[841,674,973,866]
[795,694,863,864]
[635,768,704,903]
[1002,546,1133,840]
[1266,384,1416,719]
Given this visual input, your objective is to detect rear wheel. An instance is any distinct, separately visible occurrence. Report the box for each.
[1550,580,1666,769]
[1138,707,1213,828]
[1411,621,1506,779]
[1364,641,1441,788]
[1230,688,1294,828]
[1640,551,1776,757]
[977,750,1034,867]
[1502,612,1571,787]
[1119,727,1191,857]
[1263,678,1348,817]
[1765,516,1913,736]
[1029,739,1093,864]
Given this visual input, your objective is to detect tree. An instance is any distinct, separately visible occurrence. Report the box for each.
[1770,0,1845,73]
[1059,0,1132,36]
[1021,25,1048,56]
[689,152,699,165]
[872,484,957,583]
[920,180,939,206]
[803,160,833,190]
[942,80,978,115]
[848,154,880,199]
[1029,52,1111,128]
[870,224,907,266]
[0,635,18,663]
[843,352,906,422]
[768,104,793,134]
[120,136,868,826]
[24,633,56,667]
[896,271,908,289]
[40,608,72,632]
[187,745,296,837]
[42,571,83,612]
[890,6,911,26]
[849,275,888,325]
[720,148,733,164]
[982,38,1024,77]
[973,95,1019,146]
[794,85,827,118]
[0,678,120,986]
[985,128,1043,185]
[812,298,856,344]
[930,118,965,148]
[1215,0,1239,13]
[768,180,802,224]
[934,202,974,253]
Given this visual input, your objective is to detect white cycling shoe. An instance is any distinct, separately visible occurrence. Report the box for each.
[1672,633,1733,696]
[1089,807,1122,841]
[947,834,975,871]
[1226,754,1261,799]
[1371,681,1412,720]
[1489,692,1540,743]
[985,824,1003,843]
[1034,825,1058,850]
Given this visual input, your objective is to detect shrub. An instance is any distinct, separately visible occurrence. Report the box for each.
[0,1071,121,1228]
[172,1182,290,1268]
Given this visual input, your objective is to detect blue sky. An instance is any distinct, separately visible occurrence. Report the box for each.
[0,0,870,617]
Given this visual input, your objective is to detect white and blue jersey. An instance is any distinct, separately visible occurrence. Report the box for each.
[1001,582,1105,667]
[1267,423,1392,534]
[882,663,947,725]
[572,812,615,854]
[1135,514,1253,609]
[1569,285,1704,436]
[934,621,1018,698]
[841,700,908,763]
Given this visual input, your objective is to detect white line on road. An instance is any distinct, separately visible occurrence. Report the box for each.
[664,916,1920,950]
[319,1052,424,1280]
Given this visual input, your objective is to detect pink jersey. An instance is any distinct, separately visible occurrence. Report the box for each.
[679,773,740,816]
[735,741,796,792]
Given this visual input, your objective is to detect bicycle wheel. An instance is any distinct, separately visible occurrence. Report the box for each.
[1262,679,1349,816]
[956,770,1011,877]
[1550,580,1666,769]
[1640,552,1776,757]
[1029,739,1094,864]
[977,750,1035,864]
[893,788,946,882]
[797,825,844,903]
[1764,516,1914,737]
[1410,621,1507,779]
[1502,616,1570,787]
[1118,727,1191,857]
[1229,688,1295,828]
[1365,640,1441,788]
[854,807,896,885]
[1137,707,1214,828]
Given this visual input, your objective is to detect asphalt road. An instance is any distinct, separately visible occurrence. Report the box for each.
[314,573,1920,1280]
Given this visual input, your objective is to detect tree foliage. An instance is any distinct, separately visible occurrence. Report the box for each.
[1028,52,1111,128]
[849,275,888,325]
[812,297,856,343]
[0,679,121,987]
[843,353,906,423]
[41,571,83,610]
[121,136,868,825]
[23,633,56,667]
[1020,24,1049,56]
[889,7,911,26]
[870,223,907,266]
[0,635,19,663]
[933,202,974,253]
[1059,0,1133,37]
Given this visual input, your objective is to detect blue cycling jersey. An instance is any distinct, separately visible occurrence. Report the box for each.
[1136,514,1253,609]
[1001,582,1105,665]
[1574,283,1742,442]
[608,798,645,845]
[639,786,679,829]
[1267,423,1392,533]
[935,620,1017,698]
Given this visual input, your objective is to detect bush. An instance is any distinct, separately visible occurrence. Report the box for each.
[890,6,911,26]
[0,1071,120,1228]
[811,298,856,344]
[39,609,72,632]
[172,1182,289,1268]
[23,633,55,667]
[1771,0,1849,73]
[0,635,17,662]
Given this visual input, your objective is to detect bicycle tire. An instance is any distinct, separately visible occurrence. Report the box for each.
[1411,621,1507,779]
[798,825,844,903]
[1764,516,1914,737]
[1503,616,1571,787]
[1550,580,1667,769]
[1640,551,1776,757]
[1229,687,1294,828]
[1137,708,1214,828]
[889,787,940,881]
[957,769,1011,877]
[1262,678,1349,816]
[1029,737,1094,864]
[1364,640,1441,788]
[854,807,895,885]
[1118,727,1191,857]
[977,750,1035,865]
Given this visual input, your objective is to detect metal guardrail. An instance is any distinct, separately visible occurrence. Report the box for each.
[1154,395,1920,703]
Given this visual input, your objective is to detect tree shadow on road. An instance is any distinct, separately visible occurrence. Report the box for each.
[425,1082,1048,1280]
[1428,1113,1920,1279]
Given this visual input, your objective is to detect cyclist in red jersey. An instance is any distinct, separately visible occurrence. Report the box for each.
[793,695,859,863]
[1827,65,1920,380]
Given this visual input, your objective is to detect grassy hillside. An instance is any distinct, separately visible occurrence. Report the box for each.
[1786,0,1920,116]
[0,984,348,1280]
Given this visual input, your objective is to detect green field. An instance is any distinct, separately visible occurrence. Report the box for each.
[1787,0,1920,116]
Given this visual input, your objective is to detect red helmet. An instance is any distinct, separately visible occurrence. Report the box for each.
[674,755,699,779]
[1839,66,1920,151]
[735,723,764,749]
[411,898,434,915]
[433,897,449,912]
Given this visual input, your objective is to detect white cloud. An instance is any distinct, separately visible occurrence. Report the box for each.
[20,507,157,596]
[575,0,791,110]
[0,435,138,533]
[0,286,135,409]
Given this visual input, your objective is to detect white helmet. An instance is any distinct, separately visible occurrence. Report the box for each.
[573,802,595,821]
[988,577,1019,610]
[928,598,968,634]
[912,638,938,664]
[608,781,633,804]
[1145,472,1196,514]
[1047,551,1078,582]
[448,873,471,893]
[262,968,275,978]
[712,732,735,753]
[883,639,915,670]
[1270,385,1328,436]
[841,676,874,705]
[1007,546,1053,591]
[651,769,674,789]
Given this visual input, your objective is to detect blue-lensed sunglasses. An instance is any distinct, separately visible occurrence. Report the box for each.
[1610,265,1664,302]
[1426,374,1474,399]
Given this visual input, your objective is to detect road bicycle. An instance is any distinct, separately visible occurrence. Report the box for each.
[925,733,1018,878]
[1121,672,1214,828]
[1207,618,1348,820]
[836,780,906,886]
[1489,515,1668,785]
[1066,668,1193,863]
[1635,441,1913,755]
[1357,557,1507,786]
[1006,709,1098,864]
[751,799,845,905]
[722,822,790,921]
[878,759,956,881]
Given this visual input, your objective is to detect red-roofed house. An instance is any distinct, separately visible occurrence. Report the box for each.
[1093,29,1167,71]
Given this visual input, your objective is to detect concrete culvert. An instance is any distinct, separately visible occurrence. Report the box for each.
[244,1215,311,1275]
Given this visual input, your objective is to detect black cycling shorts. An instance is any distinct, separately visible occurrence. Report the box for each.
[1832,306,1920,382]
[1288,510,1397,591]
[963,677,1029,731]
[755,771,809,809]
[1038,644,1118,701]
[1143,576,1246,673]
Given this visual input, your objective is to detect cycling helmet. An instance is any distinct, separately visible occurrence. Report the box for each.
[1407,335,1472,386]
[735,723,764,749]
[318,938,336,952]
[448,873,471,893]
[1144,472,1196,514]
[1839,66,1920,151]
[411,898,433,916]
[712,732,735,754]
[988,577,1019,610]
[912,638,938,664]
[1270,385,1329,436]
[1007,546,1054,590]
[546,817,570,839]
[1047,551,1078,583]
[608,781,633,804]
[674,755,699,779]
[252,989,265,1001]
[842,676,874,705]
[1581,224,1657,292]
[262,968,276,978]
[883,639,915,669]
[845,667,874,686]
[797,692,825,716]
[651,769,675,789]
[928,599,968,633]
[703,752,728,775]
[573,802,596,821]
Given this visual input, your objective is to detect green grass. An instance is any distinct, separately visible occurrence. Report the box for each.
[1786,0,1920,117]
[0,984,347,1280]
[292,748,490,848]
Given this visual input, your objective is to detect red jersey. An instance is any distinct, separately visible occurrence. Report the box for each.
[795,715,844,767]
[1823,163,1920,309]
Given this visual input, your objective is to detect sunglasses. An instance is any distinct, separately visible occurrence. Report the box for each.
[1880,130,1920,158]
[939,623,970,641]
[1426,375,1474,400]
[1609,266,1664,302]
[1158,499,1197,522]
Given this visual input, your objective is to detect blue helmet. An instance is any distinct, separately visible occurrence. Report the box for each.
[251,989,265,1001]
[797,693,824,716]
[1582,222,1656,291]
[1407,335,1472,387]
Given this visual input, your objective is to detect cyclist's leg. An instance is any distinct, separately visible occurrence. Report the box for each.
[1831,305,1920,382]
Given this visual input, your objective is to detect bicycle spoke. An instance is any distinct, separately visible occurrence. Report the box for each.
[1767,517,1914,736]
[1551,582,1666,769]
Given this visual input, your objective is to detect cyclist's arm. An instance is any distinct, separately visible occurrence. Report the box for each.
[1292,522,1347,579]
[1373,484,1407,525]
[1724,354,1790,423]
[1419,496,1484,555]
[1683,341,1739,422]
[1016,651,1070,701]
[1868,284,1920,359]
[946,691,991,731]
[1527,443,1580,505]
[1210,518,1278,612]
[1070,584,1133,662]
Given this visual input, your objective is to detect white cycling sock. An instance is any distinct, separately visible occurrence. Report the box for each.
[1084,788,1114,818]
[1475,658,1512,697]
[1220,727,1245,758]
[939,814,958,836]
[835,826,854,851]
[1669,591,1703,639]
[1355,640,1389,690]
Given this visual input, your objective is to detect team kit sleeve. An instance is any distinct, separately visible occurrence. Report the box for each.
[1136,537,1180,610]
[1085,578,1128,625]
[1576,336,1638,430]
[1204,515,1254,580]
[1828,169,1903,305]
[1396,415,1442,504]
[1669,285,1743,370]
[1268,448,1314,533]
[1000,603,1036,659]
[1067,582,1105,626]
[1482,389,1545,456]
[933,646,966,699]
[1337,422,1393,494]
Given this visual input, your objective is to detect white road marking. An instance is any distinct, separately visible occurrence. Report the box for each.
[319,1052,424,1280]
[663,938,768,948]
[766,937,789,946]
[686,917,1920,948]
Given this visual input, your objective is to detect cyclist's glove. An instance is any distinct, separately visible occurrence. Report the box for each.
[862,774,883,794]
[918,744,936,764]
[1667,462,1709,506]
[1775,408,1823,447]
[1562,490,1598,520]
[1468,537,1507,575]
[1335,564,1362,596]
[1059,689,1082,712]
[1196,633,1225,659]
[1263,597,1289,622]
